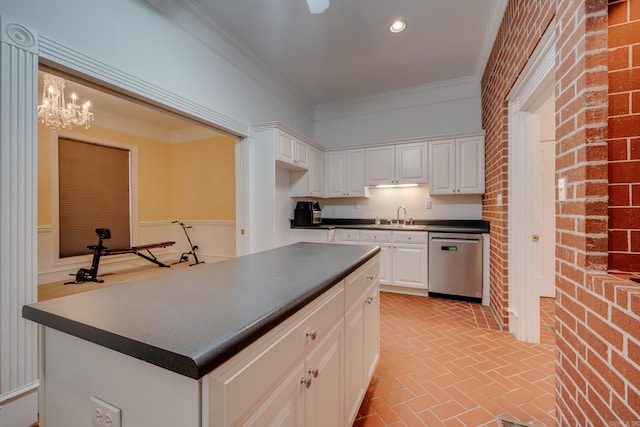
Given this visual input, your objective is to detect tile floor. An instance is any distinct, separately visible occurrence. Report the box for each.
[354,293,556,426]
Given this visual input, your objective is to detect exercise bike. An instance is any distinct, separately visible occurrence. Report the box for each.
[172,221,204,266]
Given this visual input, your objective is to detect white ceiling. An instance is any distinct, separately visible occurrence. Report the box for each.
[185,0,506,104]
[39,1,506,134]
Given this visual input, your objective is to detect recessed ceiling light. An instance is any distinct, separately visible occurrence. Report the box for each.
[389,20,407,33]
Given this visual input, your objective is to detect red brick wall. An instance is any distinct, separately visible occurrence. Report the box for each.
[608,0,640,272]
[483,0,640,424]
[481,0,555,329]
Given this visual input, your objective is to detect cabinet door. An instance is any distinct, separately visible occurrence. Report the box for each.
[242,361,305,427]
[325,151,347,197]
[277,130,295,164]
[344,301,365,426]
[309,146,323,196]
[457,136,485,194]
[365,146,395,186]
[345,149,365,197]
[294,140,309,169]
[378,245,393,285]
[363,282,380,384]
[393,244,428,290]
[428,139,456,194]
[304,322,344,427]
[396,142,427,184]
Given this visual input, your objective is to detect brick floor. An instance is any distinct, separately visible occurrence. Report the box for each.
[354,293,556,426]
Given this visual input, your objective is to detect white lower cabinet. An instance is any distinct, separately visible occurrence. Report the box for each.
[360,230,428,294]
[344,258,380,426]
[204,256,379,427]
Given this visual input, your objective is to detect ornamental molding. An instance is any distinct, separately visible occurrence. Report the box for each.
[0,16,38,54]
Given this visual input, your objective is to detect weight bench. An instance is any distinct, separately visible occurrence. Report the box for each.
[66,228,175,284]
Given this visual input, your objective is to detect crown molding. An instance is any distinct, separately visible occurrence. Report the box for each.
[475,0,508,79]
[315,76,481,122]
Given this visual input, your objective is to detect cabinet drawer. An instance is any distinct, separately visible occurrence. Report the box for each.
[345,257,380,309]
[392,231,428,244]
[206,284,344,426]
[360,230,392,243]
[335,229,360,242]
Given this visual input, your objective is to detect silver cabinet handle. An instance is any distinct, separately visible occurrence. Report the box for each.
[306,330,317,340]
[365,296,374,304]
[309,368,319,378]
[301,377,312,388]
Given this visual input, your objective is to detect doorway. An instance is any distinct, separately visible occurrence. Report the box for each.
[506,20,555,343]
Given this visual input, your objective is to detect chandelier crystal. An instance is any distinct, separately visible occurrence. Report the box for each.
[37,73,94,130]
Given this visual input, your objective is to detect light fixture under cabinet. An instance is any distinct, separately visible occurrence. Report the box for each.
[375,183,418,189]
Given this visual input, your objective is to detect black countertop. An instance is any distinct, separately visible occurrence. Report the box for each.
[292,219,490,234]
[23,242,380,380]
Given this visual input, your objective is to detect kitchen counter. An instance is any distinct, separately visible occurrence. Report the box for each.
[292,218,490,234]
[23,242,380,380]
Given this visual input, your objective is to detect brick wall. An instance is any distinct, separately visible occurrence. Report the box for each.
[481,0,555,328]
[608,0,640,272]
[483,0,640,424]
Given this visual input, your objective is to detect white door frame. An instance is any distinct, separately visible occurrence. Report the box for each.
[506,20,555,343]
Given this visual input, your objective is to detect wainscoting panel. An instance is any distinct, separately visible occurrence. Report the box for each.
[38,220,236,284]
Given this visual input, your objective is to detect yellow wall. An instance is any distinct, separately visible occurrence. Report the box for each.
[38,124,235,225]
[171,136,236,220]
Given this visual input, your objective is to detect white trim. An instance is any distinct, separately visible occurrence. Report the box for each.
[38,36,249,138]
[0,381,38,405]
[475,0,509,78]
[506,19,556,344]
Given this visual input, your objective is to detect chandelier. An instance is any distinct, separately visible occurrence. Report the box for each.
[37,73,94,130]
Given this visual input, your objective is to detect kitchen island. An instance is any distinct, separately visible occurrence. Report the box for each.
[23,242,380,427]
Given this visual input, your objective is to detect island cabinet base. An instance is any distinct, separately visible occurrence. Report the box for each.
[35,251,380,427]
[204,255,380,427]
[39,327,201,427]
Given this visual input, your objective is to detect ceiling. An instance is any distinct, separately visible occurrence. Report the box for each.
[183,0,506,104]
[39,1,506,134]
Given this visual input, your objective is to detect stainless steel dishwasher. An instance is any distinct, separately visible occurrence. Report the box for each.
[428,232,483,303]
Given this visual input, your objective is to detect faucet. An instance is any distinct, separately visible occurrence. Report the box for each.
[396,206,407,224]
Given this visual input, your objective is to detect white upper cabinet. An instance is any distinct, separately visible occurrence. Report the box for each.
[277,129,308,170]
[325,149,367,198]
[291,145,323,197]
[365,142,427,186]
[428,136,485,195]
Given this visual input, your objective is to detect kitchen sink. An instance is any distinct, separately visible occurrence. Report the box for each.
[365,224,427,230]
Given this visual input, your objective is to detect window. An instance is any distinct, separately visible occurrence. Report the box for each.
[58,138,131,257]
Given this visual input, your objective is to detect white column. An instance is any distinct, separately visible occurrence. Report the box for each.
[0,15,39,424]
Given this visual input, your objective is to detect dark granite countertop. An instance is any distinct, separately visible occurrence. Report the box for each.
[292,219,490,234]
[23,242,380,380]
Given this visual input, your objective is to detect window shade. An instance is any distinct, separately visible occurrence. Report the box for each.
[58,138,131,257]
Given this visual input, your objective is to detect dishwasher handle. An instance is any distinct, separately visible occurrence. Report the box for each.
[431,237,480,244]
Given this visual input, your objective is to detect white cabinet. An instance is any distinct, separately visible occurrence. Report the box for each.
[246,321,344,427]
[303,321,344,427]
[391,231,428,292]
[205,256,379,427]
[277,129,308,170]
[334,229,360,244]
[324,149,367,197]
[428,136,485,194]
[365,142,428,186]
[344,259,380,427]
[291,145,324,197]
[359,230,393,284]
[347,229,428,295]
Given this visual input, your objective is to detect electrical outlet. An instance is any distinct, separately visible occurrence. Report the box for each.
[91,396,121,427]
[425,199,432,209]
